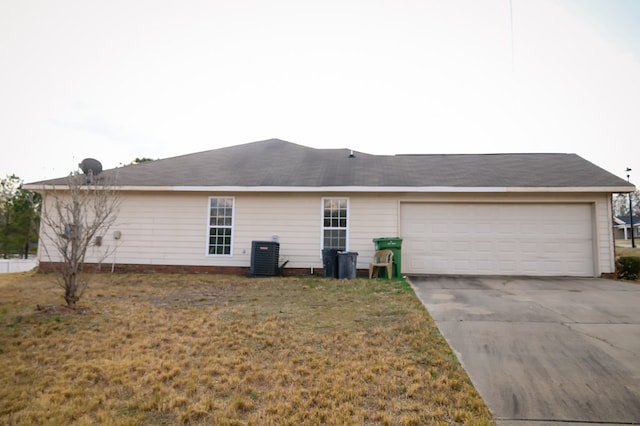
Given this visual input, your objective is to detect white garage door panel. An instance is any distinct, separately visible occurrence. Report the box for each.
[401,203,594,277]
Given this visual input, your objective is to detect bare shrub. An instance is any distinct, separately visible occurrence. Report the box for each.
[40,171,119,307]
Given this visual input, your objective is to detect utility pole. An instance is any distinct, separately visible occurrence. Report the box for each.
[626,168,636,248]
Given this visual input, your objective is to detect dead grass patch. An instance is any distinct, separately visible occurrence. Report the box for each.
[0,272,494,425]
[616,245,640,258]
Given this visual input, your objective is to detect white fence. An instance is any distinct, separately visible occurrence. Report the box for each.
[0,259,38,273]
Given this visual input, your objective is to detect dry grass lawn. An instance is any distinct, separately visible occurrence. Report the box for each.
[0,272,494,425]
[615,244,640,258]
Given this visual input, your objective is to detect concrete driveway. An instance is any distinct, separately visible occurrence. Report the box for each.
[408,276,640,425]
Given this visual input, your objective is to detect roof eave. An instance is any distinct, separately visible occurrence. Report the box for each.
[25,185,633,193]
[505,186,634,193]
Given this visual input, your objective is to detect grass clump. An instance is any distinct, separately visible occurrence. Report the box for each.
[0,272,494,425]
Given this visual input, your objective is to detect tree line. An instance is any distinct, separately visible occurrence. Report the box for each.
[0,175,40,259]
[613,191,640,217]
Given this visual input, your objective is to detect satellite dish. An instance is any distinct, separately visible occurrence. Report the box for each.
[79,158,103,176]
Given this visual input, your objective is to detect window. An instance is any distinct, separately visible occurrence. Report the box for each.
[208,197,234,255]
[322,198,348,250]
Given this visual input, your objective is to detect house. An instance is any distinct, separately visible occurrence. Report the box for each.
[613,215,640,241]
[27,139,635,278]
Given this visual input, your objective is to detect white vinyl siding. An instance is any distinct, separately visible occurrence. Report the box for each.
[37,191,615,277]
[233,194,322,267]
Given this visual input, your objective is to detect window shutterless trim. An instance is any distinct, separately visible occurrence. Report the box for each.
[206,196,235,257]
[321,197,349,251]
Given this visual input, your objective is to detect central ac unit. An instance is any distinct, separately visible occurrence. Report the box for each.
[250,241,280,276]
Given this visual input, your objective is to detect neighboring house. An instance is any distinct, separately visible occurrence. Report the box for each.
[613,215,640,240]
[27,139,634,278]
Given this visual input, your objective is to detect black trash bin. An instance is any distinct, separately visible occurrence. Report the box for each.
[322,248,339,278]
[338,251,359,279]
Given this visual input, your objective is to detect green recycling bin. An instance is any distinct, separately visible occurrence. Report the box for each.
[373,237,402,278]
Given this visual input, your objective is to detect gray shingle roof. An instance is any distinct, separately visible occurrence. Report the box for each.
[30,138,633,190]
[614,216,640,226]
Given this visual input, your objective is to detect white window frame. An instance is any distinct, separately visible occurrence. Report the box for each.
[206,196,235,256]
[321,197,349,251]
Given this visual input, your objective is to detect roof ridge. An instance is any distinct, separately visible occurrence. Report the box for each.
[395,152,574,157]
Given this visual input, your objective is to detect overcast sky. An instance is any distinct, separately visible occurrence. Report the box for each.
[1,0,639,185]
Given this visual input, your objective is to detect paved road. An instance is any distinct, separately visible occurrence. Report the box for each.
[408,276,640,425]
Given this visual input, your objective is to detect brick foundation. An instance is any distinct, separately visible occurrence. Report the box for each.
[37,262,367,277]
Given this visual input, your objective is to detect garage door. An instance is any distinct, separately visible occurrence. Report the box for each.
[401,203,594,277]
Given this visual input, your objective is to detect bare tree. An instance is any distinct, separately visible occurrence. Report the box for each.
[40,171,119,308]
[614,191,640,217]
